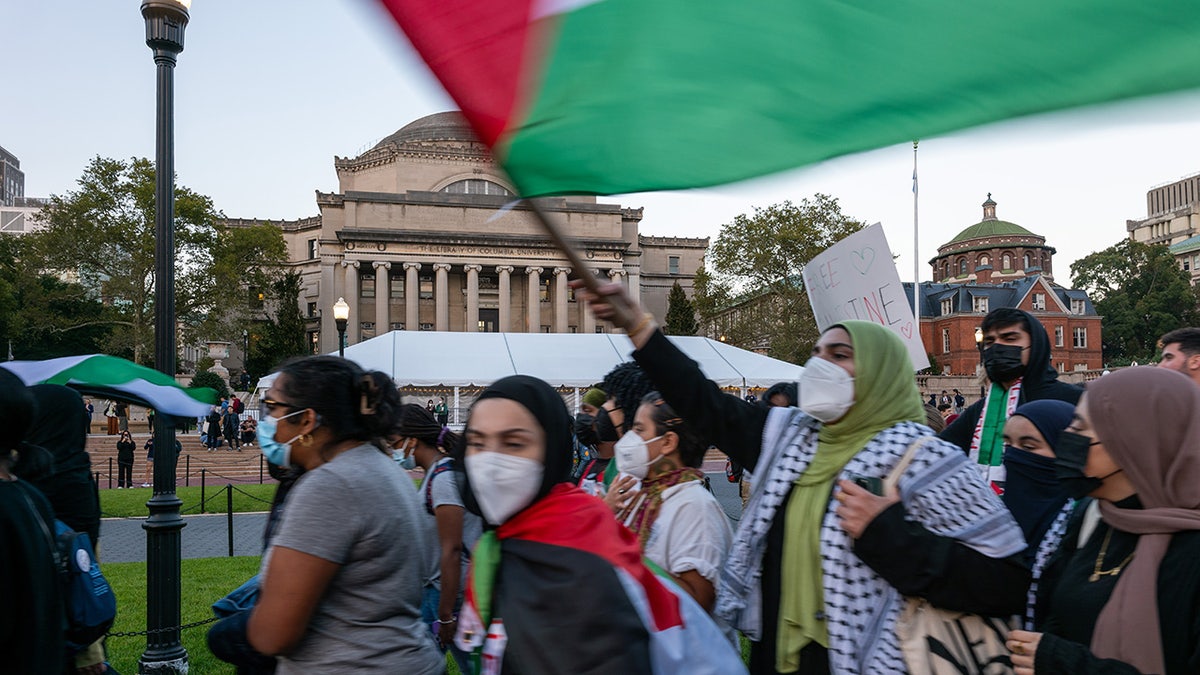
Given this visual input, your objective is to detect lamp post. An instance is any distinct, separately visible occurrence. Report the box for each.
[140,0,189,672]
[334,297,350,358]
[242,328,249,381]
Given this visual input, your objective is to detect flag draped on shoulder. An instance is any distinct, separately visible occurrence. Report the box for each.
[455,484,746,675]
[379,0,1200,197]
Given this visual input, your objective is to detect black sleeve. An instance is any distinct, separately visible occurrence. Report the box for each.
[1033,634,1143,675]
[632,329,769,471]
[939,399,983,452]
[853,503,1030,617]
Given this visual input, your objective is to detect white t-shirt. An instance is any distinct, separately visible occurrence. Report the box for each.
[643,481,732,584]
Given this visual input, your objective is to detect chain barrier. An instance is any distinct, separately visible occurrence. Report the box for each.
[106,615,219,639]
[230,484,274,506]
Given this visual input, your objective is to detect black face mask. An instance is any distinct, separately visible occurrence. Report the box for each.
[982,344,1027,383]
[593,406,621,443]
[1053,431,1120,500]
[1002,445,1068,553]
[574,412,599,447]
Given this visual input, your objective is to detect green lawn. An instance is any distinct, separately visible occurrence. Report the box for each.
[104,556,261,674]
[100,484,278,518]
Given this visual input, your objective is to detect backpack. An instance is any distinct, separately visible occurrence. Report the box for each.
[19,488,118,649]
[54,520,118,648]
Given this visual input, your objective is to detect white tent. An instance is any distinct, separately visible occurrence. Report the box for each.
[255,331,802,392]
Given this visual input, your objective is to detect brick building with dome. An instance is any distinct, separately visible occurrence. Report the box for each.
[911,196,1103,375]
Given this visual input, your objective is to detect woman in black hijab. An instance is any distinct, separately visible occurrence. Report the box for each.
[0,369,66,674]
[25,384,100,546]
[452,375,744,675]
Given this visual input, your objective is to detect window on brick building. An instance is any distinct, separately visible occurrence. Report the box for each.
[1054,325,1064,348]
[1073,327,1087,348]
[1070,298,1086,314]
[942,328,951,354]
[940,298,953,316]
[972,295,989,313]
[1032,293,1045,310]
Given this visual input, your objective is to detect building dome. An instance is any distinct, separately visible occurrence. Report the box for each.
[373,111,478,149]
[929,194,1055,284]
[947,219,1037,245]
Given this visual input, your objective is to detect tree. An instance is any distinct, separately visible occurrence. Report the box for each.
[245,272,310,377]
[26,156,287,366]
[1070,239,1200,362]
[700,195,867,363]
[189,370,230,400]
[663,281,699,335]
[0,234,114,359]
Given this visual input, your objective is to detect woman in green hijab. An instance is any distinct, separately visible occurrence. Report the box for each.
[576,282,1029,675]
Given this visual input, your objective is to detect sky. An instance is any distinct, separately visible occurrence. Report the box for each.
[9,1,1200,284]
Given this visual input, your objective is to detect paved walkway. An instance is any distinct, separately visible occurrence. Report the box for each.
[100,471,744,564]
[101,512,269,563]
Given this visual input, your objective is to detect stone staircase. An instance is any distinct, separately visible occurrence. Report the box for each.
[86,431,273,489]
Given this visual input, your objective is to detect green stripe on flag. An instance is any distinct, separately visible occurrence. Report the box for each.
[499,0,1200,196]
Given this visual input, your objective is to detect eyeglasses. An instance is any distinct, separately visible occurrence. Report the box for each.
[260,397,299,418]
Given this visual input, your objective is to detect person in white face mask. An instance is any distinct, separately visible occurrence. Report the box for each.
[454,375,747,675]
[575,280,1029,675]
[246,360,443,675]
[608,392,733,615]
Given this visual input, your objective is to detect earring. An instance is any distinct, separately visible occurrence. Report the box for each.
[298,434,314,447]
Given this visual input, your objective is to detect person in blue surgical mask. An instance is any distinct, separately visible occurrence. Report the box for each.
[245,358,442,675]
[999,398,1076,629]
[389,402,480,672]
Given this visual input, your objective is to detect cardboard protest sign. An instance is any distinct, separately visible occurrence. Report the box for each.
[802,223,927,370]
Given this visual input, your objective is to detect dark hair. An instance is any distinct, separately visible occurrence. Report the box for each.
[601,362,655,426]
[393,403,464,457]
[980,307,1030,336]
[639,391,707,468]
[924,403,946,433]
[275,357,400,452]
[1160,327,1200,357]
[764,381,798,407]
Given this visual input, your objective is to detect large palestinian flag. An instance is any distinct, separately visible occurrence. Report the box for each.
[379,0,1200,197]
[456,485,745,674]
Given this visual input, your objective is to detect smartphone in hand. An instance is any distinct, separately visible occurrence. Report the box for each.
[850,474,883,496]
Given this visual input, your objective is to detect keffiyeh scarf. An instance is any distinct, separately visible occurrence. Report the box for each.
[716,409,1025,674]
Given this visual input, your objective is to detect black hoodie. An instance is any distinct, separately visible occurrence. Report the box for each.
[940,309,1083,453]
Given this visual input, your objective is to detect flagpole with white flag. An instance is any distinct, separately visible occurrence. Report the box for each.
[912,140,920,366]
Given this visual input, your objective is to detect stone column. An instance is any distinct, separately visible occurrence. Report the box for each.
[525,266,544,332]
[341,260,360,344]
[464,264,482,332]
[628,269,642,306]
[433,263,452,331]
[373,261,391,334]
[403,262,421,330]
[554,267,571,333]
[582,297,596,334]
[496,266,514,332]
[320,261,337,352]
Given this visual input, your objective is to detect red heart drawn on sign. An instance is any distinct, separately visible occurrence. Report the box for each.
[900,323,913,339]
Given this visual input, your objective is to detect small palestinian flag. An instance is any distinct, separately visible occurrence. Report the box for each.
[1,354,217,418]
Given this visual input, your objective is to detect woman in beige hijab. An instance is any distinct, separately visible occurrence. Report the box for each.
[1007,367,1200,674]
